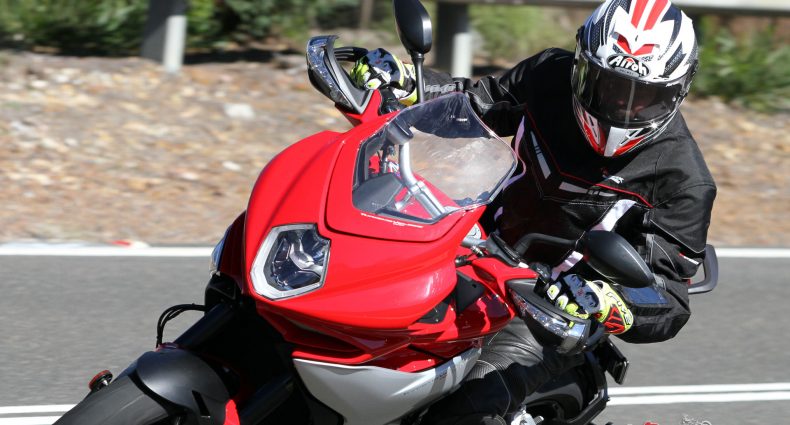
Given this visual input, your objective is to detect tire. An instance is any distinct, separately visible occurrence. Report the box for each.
[55,375,173,425]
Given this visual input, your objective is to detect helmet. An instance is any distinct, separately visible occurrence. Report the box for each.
[571,0,698,157]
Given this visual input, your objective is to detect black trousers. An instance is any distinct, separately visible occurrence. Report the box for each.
[421,320,584,425]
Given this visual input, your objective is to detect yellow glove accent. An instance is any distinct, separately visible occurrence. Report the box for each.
[590,280,634,334]
[551,275,633,334]
[350,62,372,88]
[548,282,590,320]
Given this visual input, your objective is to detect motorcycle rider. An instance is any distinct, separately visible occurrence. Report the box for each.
[352,0,716,423]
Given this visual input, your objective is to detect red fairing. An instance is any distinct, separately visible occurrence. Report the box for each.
[241,95,523,370]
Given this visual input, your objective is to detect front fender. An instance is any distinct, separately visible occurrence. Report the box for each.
[135,348,232,425]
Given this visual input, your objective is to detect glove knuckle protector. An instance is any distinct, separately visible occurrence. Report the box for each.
[550,275,634,335]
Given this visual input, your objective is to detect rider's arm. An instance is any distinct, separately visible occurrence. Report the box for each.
[616,130,717,343]
[423,48,568,138]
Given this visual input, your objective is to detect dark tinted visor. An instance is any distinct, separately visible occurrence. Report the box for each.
[572,52,684,128]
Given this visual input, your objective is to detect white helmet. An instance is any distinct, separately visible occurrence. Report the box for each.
[572,0,698,157]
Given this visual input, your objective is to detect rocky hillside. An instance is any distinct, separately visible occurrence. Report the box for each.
[0,51,787,247]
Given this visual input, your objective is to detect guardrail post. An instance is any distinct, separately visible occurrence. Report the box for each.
[142,0,188,73]
[435,1,473,78]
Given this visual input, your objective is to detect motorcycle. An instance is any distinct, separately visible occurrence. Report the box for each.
[55,1,719,424]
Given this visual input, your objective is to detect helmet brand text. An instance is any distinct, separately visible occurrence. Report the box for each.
[607,55,650,78]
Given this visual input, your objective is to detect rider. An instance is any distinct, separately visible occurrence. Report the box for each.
[353,0,716,424]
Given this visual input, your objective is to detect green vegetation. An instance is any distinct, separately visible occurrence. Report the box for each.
[694,23,790,113]
[470,5,574,64]
[0,0,359,54]
[221,0,358,46]
[0,0,148,54]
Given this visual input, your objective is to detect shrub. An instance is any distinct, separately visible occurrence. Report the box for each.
[0,0,148,54]
[694,24,790,113]
[470,5,575,64]
[222,0,360,44]
[187,0,225,48]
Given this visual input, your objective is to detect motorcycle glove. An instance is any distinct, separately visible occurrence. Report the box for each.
[545,274,634,334]
[351,48,417,105]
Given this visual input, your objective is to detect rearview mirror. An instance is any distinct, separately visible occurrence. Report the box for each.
[393,0,433,55]
[579,231,653,288]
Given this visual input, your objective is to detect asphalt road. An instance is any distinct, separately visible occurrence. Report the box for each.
[0,255,788,424]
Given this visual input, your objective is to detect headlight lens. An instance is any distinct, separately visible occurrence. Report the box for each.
[250,224,330,300]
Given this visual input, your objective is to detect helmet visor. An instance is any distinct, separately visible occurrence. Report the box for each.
[572,52,684,128]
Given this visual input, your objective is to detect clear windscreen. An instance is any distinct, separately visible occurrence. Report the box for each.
[352,93,517,223]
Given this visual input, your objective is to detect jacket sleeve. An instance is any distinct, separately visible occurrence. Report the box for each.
[616,181,717,344]
[422,48,566,137]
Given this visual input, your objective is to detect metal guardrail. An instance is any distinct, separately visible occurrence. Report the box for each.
[432,0,790,16]
[141,0,187,73]
[140,0,789,75]
[433,0,790,77]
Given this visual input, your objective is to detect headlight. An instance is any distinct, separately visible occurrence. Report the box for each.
[250,224,330,300]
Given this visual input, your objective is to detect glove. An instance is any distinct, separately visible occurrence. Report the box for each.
[350,48,418,105]
[545,274,634,334]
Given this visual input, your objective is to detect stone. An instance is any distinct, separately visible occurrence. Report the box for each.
[223,103,256,120]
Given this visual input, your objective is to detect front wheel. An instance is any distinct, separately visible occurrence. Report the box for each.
[55,375,177,425]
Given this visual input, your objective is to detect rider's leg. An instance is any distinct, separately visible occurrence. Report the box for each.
[420,320,584,425]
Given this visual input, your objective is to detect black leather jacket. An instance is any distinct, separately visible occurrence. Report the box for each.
[424,48,717,343]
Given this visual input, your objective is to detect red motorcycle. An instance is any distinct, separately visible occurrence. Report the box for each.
[55,1,718,424]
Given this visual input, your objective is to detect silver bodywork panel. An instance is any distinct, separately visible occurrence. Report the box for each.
[293,347,482,425]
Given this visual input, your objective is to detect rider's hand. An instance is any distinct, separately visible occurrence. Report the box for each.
[545,274,634,334]
[351,48,417,105]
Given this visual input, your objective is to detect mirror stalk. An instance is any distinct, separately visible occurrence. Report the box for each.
[412,52,425,104]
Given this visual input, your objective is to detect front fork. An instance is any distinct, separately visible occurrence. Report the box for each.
[112,274,300,425]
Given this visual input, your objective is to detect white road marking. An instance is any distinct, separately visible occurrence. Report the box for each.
[0,417,62,425]
[609,391,790,405]
[2,383,790,421]
[0,246,212,257]
[716,248,790,258]
[608,382,790,395]
[0,245,787,258]
[0,405,73,415]
[608,382,790,406]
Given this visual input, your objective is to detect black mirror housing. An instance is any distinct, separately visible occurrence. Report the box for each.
[393,0,433,55]
[579,231,653,288]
